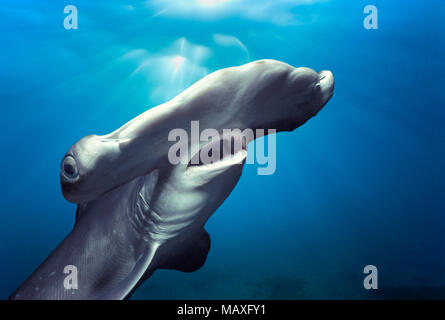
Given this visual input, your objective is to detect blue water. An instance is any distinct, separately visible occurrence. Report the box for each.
[1,0,443,299]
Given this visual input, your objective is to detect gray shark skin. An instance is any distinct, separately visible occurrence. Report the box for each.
[10,59,334,300]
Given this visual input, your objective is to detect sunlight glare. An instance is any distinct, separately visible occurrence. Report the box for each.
[171,56,186,75]
[196,0,231,7]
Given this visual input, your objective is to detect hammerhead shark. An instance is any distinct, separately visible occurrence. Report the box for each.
[10,59,334,299]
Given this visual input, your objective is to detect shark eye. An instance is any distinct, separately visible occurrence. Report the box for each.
[61,155,79,182]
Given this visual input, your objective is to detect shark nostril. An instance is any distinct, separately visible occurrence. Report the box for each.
[318,70,334,91]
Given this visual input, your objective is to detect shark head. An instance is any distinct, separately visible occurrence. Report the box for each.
[60,59,334,205]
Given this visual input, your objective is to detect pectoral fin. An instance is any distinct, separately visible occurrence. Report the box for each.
[161,229,211,273]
